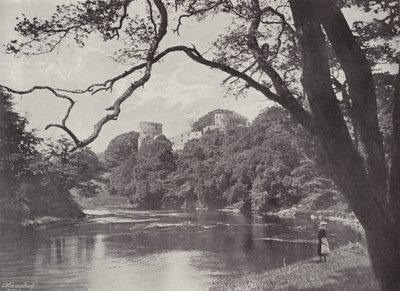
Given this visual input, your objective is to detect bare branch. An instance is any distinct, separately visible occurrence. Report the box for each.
[33,30,70,56]
[0,85,75,127]
[12,26,78,56]
[45,124,80,146]
[1,0,312,150]
[262,6,297,37]
[173,0,225,35]
[110,0,131,40]
[2,0,169,151]
[170,45,314,130]
[68,0,168,150]
[222,60,258,84]
[147,0,158,38]
[0,84,79,144]
[244,0,312,130]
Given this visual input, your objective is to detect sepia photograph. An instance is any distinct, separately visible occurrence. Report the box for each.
[0,0,399,290]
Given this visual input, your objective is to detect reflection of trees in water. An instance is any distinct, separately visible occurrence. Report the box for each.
[54,238,69,264]
[76,237,83,264]
[85,237,95,262]
[0,212,357,287]
[75,236,96,264]
[40,238,53,265]
[242,219,254,253]
[260,231,316,267]
[0,235,98,288]
[97,213,258,261]
[195,210,230,225]
[0,234,43,279]
[95,212,261,272]
[55,238,62,263]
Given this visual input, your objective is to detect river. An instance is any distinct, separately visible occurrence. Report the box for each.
[0,208,356,291]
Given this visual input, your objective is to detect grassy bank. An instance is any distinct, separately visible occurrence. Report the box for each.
[211,242,378,291]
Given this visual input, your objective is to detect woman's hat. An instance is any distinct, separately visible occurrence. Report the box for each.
[319,221,327,226]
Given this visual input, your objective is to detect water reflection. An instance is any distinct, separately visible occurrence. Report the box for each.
[242,217,254,253]
[0,209,356,290]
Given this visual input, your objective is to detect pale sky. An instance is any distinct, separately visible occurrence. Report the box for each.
[1,1,397,153]
[0,0,271,152]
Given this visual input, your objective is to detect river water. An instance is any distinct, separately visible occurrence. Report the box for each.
[0,208,356,291]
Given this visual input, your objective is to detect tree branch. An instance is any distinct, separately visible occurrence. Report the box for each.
[2,1,313,151]
[289,0,392,234]
[0,84,80,145]
[70,0,168,150]
[261,6,297,37]
[317,0,387,205]
[173,0,225,35]
[110,0,131,40]
[146,0,158,38]
[246,0,312,131]
[222,60,258,85]
[173,45,314,131]
[2,0,169,151]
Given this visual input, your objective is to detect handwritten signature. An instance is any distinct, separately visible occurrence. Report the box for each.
[1,282,35,291]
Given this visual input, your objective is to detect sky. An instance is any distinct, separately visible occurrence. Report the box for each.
[0,0,271,152]
[1,1,397,153]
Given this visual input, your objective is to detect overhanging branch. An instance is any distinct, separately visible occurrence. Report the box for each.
[1,0,169,151]
[173,0,225,35]
[0,84,80,145]
[67,0,169,150]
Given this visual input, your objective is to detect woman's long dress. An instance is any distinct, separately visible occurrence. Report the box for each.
[317,228,327,256]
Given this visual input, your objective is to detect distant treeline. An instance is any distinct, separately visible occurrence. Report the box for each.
[105,107,342,213]
[1,73,393,222]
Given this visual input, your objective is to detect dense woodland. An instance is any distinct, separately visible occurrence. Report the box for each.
[1,0,399,288]
[105,72,394,212]
[105,108,342,212]
[2,81,393,222]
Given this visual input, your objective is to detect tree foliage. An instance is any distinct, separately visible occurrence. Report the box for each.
[1,0,400,288]
[108,108,338,213]
[0,90,42,220]
[40,138,104,197]
[102,131,139,168]
[191,109,234,131]
[130,135,176,208]
[0,91,104,221]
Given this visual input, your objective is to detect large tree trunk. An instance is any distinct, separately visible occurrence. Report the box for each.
[315,0,388,209]
[366,229,400,291]
[389,63,400,224]
[289,1,400,289]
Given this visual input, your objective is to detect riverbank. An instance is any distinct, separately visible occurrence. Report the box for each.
[210,208,378,290]
[211,242,378,290]
[73,191,131,209]
[0,215,85,235]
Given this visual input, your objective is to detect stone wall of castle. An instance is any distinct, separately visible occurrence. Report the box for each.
[137,113,227,151]
[170,113,227,150]
[138,121,163,149]
[170,131,203,150]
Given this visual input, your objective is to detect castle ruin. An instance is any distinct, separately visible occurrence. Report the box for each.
[137,113,227,151]
[169,113,227,150]
[138,121,163,149]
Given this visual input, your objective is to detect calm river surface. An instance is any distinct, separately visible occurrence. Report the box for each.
[0,209,356,291]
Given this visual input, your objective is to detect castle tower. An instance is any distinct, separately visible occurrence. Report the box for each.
[138,121,163,149]
[214,113,227,129]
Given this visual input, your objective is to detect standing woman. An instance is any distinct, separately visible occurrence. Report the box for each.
[317,221,329,262]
